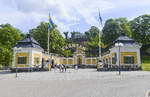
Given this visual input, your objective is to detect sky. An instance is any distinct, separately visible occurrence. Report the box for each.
[0,0,150,36]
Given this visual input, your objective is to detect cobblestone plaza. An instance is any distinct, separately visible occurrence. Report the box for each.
[0,69,150,97]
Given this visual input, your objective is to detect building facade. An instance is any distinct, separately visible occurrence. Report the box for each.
[11,33,141,70]
[101,33,141,69]
[12,34,48,70]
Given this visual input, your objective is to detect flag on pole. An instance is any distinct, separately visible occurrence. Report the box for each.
[48,15,54,30]
[47,13,54,59]
[98,9,103,27]
[98,8,103,64]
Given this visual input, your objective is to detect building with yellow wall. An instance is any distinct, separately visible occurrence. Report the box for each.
[12,33,141,70]
[102,33,141,68]
[12,34,44,70]
[12,34,99,70]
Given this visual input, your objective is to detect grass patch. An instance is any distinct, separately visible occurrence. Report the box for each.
[141,63,150,71]
[141,56,150,71]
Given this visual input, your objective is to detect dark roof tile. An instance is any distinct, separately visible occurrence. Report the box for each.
[13,34,43,51]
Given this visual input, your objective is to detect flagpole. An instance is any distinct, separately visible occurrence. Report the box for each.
[48,13,50,70]
[47,12,55,70]
[48,26,50,56]
[98,9,103,63]
[99,30,101,61]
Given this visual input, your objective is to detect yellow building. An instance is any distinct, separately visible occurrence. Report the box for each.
[12,34,99,70]
[57,44,98,67]
[102,33,141,69]
[12,34,44,71]
[12,33,141,71]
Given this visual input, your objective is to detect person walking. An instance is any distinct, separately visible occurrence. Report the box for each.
[75,64,78,70]
[63,64,66,72]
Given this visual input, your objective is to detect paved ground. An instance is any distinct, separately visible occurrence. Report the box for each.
[0,69,150,97]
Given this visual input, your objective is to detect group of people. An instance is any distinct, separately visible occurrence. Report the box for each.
[51,59,79,72]
[52,64,78,72]
[52,64,66,72]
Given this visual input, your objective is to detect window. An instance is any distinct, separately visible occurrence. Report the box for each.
[35,57,39,64]
[18,57,27,64]
[106,59,108,64]
[109,57,111,65]
[112,57,116,64]
[112,53,117,64]
[124,56,134,64]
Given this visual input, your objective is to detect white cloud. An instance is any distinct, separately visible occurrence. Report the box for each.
[0,0,150,33]
[55,20,70,32]
[111,0,150,8]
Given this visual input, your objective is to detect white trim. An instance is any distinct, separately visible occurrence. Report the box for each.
[82,55,83,64]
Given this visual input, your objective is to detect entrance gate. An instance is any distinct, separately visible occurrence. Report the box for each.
[77,55,82,65]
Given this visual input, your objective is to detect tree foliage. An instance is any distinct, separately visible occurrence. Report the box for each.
[62,49,72,57]
[85,26,99,41]
[85,41,99,57]
[63,32,69,40]
[29,22,66,54]
[102,18,131,46]
[0,24,23,66]
[130,14,150,55]
[70,31,80,39]
[85,26,99,56]
[130,14,150,45]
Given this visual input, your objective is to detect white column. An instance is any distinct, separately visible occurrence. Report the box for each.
[116,47,119,66]
[12,49,16,68]
[137,48,141,67]
[82,55,83,64]
[32,50,34,66]
[29,49,33,67]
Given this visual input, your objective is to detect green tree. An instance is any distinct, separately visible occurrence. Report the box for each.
[85,41,99,57]
[0,46,12,66]
[70,31,80,39]
[85,26,99,41]
[29,22,66,54]
[63,32,69,40]
[116,18,132,37]
[130,14,150,55]
[102,18,131,47]
[85,26,99,56]
[0,24,23,66]
[62,49,72,57]
[130,14,150,45]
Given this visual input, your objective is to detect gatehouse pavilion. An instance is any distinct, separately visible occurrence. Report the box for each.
[11,33,141,70]
[101,33,141,69]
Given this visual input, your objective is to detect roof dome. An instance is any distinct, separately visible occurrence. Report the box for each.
[13,34,43,51]
[115,33,134,42]
[113,33,140,47]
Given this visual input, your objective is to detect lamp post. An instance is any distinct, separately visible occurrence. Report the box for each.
[115,42,123,75]
[14,47,22,78]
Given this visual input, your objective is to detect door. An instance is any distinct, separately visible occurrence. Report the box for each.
[77,55,82,65]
